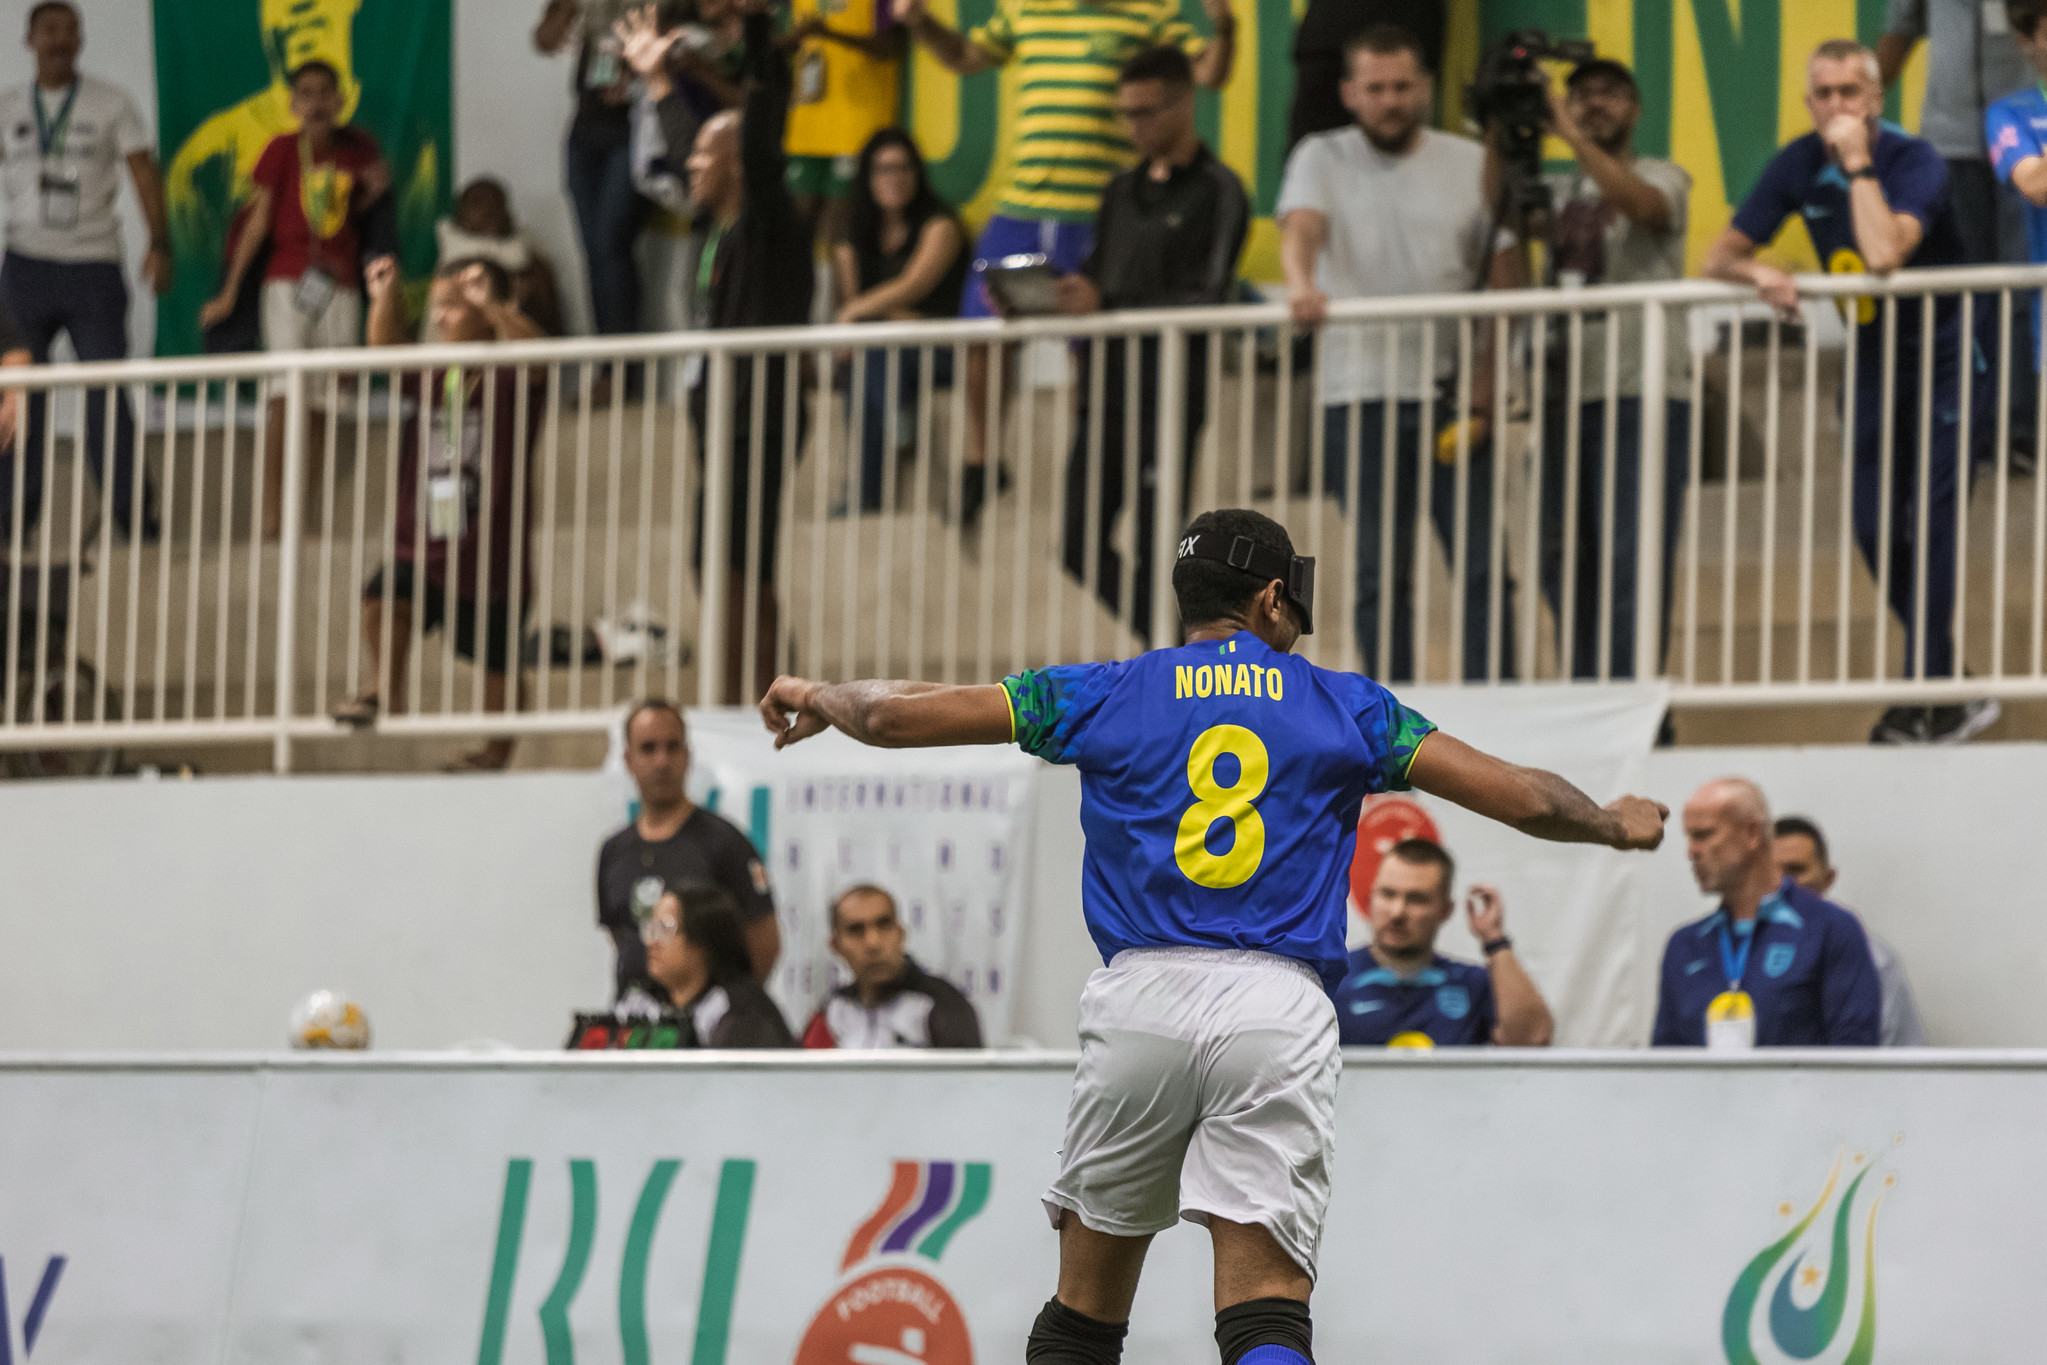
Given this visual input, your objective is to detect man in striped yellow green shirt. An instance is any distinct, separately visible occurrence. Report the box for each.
[894,0,1236,519]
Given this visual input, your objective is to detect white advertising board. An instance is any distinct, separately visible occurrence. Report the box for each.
[1,1053,2039,1364]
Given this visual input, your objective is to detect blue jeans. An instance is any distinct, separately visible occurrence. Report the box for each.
[1321,401,1516,682]
[852,345,954,512]
[1537,397,1691,679]
[0,253,151,539]
[564,120,647,337]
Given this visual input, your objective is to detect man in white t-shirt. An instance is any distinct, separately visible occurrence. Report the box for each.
[0,1,168,544]
[1537,57,1692,681]
[1278,25,1520,683]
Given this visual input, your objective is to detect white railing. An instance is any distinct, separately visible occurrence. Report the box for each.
[4,264,2045,768]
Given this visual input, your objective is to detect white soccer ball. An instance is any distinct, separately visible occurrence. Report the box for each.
[289,990,372,1050]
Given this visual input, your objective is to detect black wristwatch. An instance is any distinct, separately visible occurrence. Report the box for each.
[1482,936,1513,956]
[1848,166,1879,181]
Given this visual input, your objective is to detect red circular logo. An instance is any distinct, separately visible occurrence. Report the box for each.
[1348,796,1441,913]
[793,1266,974,1365]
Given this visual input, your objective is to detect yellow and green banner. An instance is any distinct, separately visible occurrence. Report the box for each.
[150,0,452,355]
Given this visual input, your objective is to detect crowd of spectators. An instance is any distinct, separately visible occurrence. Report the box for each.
[569,701,1926,1052]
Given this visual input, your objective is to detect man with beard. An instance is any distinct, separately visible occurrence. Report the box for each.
[1536,57,1692,681]
[1279,25,1520,683]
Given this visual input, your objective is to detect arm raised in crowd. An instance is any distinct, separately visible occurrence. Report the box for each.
[534,0,580,54]
[1465,885,1554,1046]
[760,677,1015,749]
[1407,731,1667,851]
[892,0,998,76]
[1545,85,1673,231]
[363,256,409,347]
[1190,0,1236,90]
[738,1,794,207]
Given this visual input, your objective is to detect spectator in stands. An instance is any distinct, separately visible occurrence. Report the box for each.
[535,0,652,341]
[596,699,781,998]
[1774,815,1927,1046]
[803,885,983,1048]
[197,59,391,542]
[833,128,967,514]
[1331,838,1553,1047]
[1653,779,1880,1047]
[435,178,565,337]
[641,887,796,1046]
[0,1,167,543]
[1536,57,1691,681]
[1049,45,1248,644]
[333,257,546,770]
[892,0,1234,526]
[784,0,904,253]
[1887,0,2038,465]
[1704,40,1997,745]
[1280,26,1519,682]
[1287,0,1443,151]
[622,0,810,704]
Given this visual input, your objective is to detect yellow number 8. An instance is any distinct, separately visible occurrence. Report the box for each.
[1174,724,1270,889]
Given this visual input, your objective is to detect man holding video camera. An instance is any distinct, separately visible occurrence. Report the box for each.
[1535,56,1692,681]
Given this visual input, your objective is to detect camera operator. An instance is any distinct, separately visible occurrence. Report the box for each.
[1536,57,1692,681]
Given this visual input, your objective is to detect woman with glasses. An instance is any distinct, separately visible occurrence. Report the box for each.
[640,885,795,1047]
[832,128,967,514]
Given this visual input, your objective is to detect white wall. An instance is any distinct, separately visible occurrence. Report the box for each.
[8,737,2047,1051]
[0,0,599,352]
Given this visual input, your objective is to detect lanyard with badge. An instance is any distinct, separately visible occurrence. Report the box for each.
[293,132,348,318]
[1706,918,1758,1050]
[34,83,80,232]
[427,368,475,541]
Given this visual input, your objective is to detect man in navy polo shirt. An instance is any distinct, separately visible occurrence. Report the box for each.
[1653,778,1880,1048]
[1703,38,1997,745]
[1332,837,1553,1047]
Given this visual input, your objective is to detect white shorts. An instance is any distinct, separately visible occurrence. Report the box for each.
[261,277,364,353]
[1042,946,1341,1279]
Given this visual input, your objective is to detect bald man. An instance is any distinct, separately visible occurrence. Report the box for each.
[1651,778,1880,1048]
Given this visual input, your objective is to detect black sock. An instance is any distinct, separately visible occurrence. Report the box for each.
[1215,1296,1313,1365]
[1025,1297,1128,1365]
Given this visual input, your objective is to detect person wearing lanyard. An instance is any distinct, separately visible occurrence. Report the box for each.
[1653,778,1882,1049]
[198,59,390,541]
[0,1,170,545]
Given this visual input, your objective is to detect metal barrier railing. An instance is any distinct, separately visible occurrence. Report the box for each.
[4,264,2045,769]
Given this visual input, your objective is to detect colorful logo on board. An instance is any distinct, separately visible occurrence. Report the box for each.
[0,1255,65,1363]
[1722,1143,1900,1365]
[793,1161,992,1365]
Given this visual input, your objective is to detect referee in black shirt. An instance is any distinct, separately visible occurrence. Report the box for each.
[1049,44,1249,645]
[596,699,781,1000]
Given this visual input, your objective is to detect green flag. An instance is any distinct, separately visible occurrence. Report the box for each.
[152,0,452,356]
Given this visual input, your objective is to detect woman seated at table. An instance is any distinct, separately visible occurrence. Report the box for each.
[833,128,968,514]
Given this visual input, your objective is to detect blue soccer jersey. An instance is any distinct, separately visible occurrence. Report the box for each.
[1001,631,1436,983]
[1332,950,1497,1046]
[1988,87,2047,362]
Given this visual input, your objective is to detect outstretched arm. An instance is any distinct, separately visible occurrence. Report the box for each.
[760,676,1014,749]
[1406,732,1666,850]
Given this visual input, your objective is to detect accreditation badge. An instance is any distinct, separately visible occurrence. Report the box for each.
[1706,990,1757,1051]
[38,164,79,231]
[1386,1031,1436,1052]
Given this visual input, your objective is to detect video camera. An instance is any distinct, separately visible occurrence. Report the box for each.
[1467,29,1595,240]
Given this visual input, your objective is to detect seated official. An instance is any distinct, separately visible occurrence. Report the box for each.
[631,886,795,1048]
[1331,838,1553,1047]
[1653,779,1880,1048]
[1773,815,1926,1046]
[804,885,983,1048]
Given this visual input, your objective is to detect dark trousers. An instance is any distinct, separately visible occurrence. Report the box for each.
[1322,400,1515,682]
[853,345,954,512]
[1061,335,1208,643]
[0,253,150,540]
[565,121,648,337]
[1537,397,1691,680]
[1851,340,1987,680]
[690,355,806,584]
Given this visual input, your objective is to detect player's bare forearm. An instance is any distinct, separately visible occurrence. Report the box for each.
[760,676,1013,749]
[1406,732,1667,850]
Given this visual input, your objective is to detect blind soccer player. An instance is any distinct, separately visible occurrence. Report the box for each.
[759,508,1667,1365]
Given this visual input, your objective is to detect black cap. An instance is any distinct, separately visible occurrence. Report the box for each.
[1566,57,1638,92]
